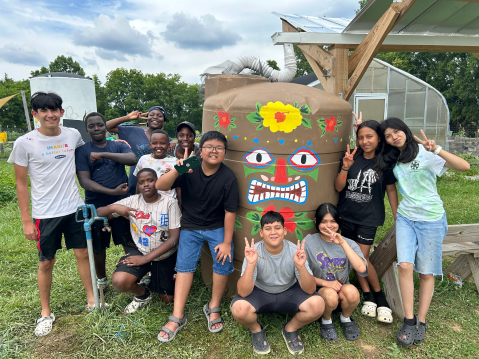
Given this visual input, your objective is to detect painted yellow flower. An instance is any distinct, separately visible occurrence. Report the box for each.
[260,101,302,133]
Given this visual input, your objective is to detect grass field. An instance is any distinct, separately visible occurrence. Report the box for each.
[0,159,478,358]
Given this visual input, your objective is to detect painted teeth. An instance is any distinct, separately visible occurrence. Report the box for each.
[248,180,307,204]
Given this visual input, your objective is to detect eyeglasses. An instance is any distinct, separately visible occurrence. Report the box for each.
[201,146,225,153]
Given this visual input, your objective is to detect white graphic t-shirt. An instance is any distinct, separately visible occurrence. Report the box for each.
[8,127,85,218]
[394,144,447,221]
[112,194,181,261]
[133,154,177,199]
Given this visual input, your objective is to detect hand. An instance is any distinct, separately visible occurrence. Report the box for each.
[175,148,194,174]
[114,139,131,148]
[90,152,103,162]
[122,254,148,266]
[125,110,141,121]
[214,242,232,265]
[414,130,438,152]
[139,112,149,120]
[352,111,362,132]
[110,183,128,196]
[293,239,307,268]
[113,205,137,220]
[244,237,258,266]
[323,280,342,292]
[320,227,344,245]
[342,145,357,170]
[169,140,177,153]
[23,221,38,241]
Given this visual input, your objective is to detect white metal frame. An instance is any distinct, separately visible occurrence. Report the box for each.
[354,93,388,121]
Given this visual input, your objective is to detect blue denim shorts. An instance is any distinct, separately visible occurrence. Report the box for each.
[175,227,234,276]
[396,212,448,276]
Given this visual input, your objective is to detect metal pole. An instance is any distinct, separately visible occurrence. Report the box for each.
[21,90,32,132]
[83,221,100,309]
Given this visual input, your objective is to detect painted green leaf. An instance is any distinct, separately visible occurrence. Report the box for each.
[296,218,315,230]
[213,115,219,120]
[256,102,262,112]
[295,228,304,241]
[234,217,242,232]
[255,207,263,212]
[319,123,326,130]
[231,117,236,122]
[245,211,261,223]
[214,121,220,131]
[252,223,261,235]
[317,118,325,123]
[246,112,263,124]
[294,212,307,219]
[337,121,343,126]
[300,104,311,115]
[256,124,264,131]
[230,123,237,129]
[228,125,232,132]
[294,101,299,108]
[335,126,339,132]
[321,129,326,137]
[301,118,312,129]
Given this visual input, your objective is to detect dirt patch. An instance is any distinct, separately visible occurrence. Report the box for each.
[32,318,82,358]
[451,324,462,332]
[358,340,379,358]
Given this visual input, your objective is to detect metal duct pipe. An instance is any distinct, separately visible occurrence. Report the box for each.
[223,43,297,82]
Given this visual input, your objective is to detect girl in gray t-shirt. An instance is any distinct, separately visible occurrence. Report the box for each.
[304,203,368,342]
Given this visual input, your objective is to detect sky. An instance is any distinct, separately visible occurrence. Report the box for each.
[0,0,359,85]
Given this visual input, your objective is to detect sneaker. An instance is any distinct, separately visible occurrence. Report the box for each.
[34,313,55,337]
[124,291,152,314]
[97,277,109,293]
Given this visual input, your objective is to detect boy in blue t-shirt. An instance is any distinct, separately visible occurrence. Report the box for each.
[75,112,138,290]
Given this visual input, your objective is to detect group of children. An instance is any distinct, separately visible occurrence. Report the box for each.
[9,92,470,354]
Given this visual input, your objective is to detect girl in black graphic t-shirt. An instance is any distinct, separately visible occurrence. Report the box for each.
[334,113,398,324]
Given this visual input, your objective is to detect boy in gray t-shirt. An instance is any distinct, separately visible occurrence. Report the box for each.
[231,211,324,355]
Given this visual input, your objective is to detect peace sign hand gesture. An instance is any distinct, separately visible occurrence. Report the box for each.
[342,145,357,170]
[139,112,149,120]
[414,130,438,152]
[320,227,344,245]
[293,239,307,269]
[353,111,362,132]
[175,148,195,174]
[244,237,258,266]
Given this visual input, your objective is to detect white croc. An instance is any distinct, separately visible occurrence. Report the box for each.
[361,301,377,318]
[377,306,393,323]
[34,313,55,337]
[124,293,152,314]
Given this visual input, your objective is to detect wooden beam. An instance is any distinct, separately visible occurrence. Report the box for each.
[445,254,473,281]
[330,47,348,97]
[467,255,479,294]
[473,53,479,61]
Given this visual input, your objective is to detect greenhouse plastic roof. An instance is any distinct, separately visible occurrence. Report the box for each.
[271,12,350,33]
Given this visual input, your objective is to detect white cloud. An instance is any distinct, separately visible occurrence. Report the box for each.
[0,44,48,66]
[163,13,242,51]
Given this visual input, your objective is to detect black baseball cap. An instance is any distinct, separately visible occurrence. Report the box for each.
[176,121,196,136]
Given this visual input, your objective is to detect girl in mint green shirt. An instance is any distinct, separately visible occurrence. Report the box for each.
[379,118,469,348]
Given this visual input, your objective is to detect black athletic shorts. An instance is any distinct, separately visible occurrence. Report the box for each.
[91,216,135,253]
[341,220,378,246]
[231,282,317,314]
[34,212,86,261]
[114,246,177,296]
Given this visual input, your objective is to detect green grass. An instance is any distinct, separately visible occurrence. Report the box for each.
[1,161,479,358]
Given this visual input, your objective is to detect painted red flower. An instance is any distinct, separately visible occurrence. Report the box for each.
[261,205,296,232]
[218,110,231,129]
[325,116,337,132]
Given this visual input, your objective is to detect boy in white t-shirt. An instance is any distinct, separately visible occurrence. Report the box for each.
[8,92,94,337]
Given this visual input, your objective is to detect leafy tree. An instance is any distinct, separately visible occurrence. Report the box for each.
[293,45,312,77]
[30,56,86,77]
[356,0,369,14]
[0,74,31,129]
[266,60,280,71]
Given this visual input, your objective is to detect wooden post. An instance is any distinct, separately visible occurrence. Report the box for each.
[21,90,32,132]
[466,254,479,295]
[445,254,473,281]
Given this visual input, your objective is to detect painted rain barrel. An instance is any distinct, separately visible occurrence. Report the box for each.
[200,75,352,295]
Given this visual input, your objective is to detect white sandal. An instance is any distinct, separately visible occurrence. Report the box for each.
[361,301,377,317]
[377,307,393,323]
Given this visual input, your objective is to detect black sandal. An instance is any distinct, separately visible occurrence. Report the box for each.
[251,323,270,355]
[320,321,338,342]
[397,315,418,348]
[282,325,304,355]
[414,319,427,345]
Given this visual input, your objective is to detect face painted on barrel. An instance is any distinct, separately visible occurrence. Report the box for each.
[243,146,320,205]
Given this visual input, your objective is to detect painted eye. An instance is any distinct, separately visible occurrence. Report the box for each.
[243,148,275,168]
[288,147,320,170]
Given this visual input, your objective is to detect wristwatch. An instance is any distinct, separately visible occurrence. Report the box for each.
[433,146,442,155]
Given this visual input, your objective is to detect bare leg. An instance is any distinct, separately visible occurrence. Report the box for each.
[112,272,145,296]
[208,273,229,330]
[159,294,174,303]
[338,284,360,318]
[417,274,434,323]
[356,243,381,293]
[231,300,261,333]
[318,287,339,321]
[93,250,107,279]
[285,295,324,332]
[158,272,194,339]
[73,248,95,307]
[398,262,415,319]
[38,258,55,317]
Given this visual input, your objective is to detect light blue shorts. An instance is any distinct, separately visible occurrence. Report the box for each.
[396,212,448,276]
[175,228,234,276]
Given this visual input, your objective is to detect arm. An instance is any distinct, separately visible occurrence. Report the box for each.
[340,241,367,274]
[438,150,470,172]
[155,166,180,191]
[214,211,235,264]
[77,171,128,196]
[386,183,398,221]
[334,146,357,192]
[14,164,37,241]
[105,111,144,134]
[294,240,316,294]
[90,152,137,166]
[96,204,136,219]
